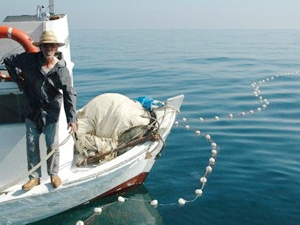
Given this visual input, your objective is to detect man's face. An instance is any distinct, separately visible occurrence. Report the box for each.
[40,43,58,60]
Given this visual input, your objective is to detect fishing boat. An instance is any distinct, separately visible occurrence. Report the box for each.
[0,1,183,224]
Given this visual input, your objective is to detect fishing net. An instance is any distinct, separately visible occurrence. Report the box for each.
[75,93,150,164]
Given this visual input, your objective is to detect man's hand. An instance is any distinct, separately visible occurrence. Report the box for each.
[68,122,77,134]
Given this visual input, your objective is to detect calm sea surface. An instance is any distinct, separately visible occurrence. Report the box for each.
[32,30,300,225]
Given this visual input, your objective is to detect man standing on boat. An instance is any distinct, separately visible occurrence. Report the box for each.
[3,30,77,191]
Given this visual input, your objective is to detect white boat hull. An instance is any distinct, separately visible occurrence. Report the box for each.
[0,95,184,224]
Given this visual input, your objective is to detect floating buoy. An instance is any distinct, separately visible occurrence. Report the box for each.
[76,221,84,225]
[209,157,216,165]
[206,166,212,173]
[150,199,158,207]
[211,149,218,156]
[195,189,203,196]
[200,177,207,184]
[178,198,186,206]
[118,196,125,203]
[94,207,102,213]
[211,142,217,148]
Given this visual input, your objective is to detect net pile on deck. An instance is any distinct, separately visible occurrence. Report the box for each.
[75,93,151,165]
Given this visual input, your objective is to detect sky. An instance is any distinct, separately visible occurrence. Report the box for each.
[1,0,300,30]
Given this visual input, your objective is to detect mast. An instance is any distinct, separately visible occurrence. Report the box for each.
[49,0,55,15]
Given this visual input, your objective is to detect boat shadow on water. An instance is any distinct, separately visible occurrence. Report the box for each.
[29,185,164,225]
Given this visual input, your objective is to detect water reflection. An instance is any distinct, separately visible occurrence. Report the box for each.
[30,185,163,225]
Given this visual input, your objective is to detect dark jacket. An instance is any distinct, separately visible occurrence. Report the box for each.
[4,52,76,125]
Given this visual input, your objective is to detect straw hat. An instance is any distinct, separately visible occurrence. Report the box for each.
[34,30,65,47]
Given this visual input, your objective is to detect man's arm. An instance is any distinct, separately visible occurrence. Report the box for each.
[3,54,25,91]
[59,66,77,133]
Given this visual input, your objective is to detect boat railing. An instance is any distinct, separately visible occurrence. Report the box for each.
[36,0,56,21]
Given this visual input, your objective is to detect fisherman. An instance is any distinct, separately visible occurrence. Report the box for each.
[4,30,77,191]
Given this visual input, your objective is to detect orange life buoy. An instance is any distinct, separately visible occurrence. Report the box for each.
[0,26,39,53]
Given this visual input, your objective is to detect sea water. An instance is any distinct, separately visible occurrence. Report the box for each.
[31,30,300,225]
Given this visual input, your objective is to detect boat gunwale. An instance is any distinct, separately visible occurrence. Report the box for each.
[0,102,179,203]
[62,105,177,186]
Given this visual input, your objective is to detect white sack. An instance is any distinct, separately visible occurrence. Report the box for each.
[75,93,150,158]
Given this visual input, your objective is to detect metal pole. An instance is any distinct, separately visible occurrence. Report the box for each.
[49,0,55,15]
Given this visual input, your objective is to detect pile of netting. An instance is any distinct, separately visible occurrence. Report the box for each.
[74,93,156,166]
